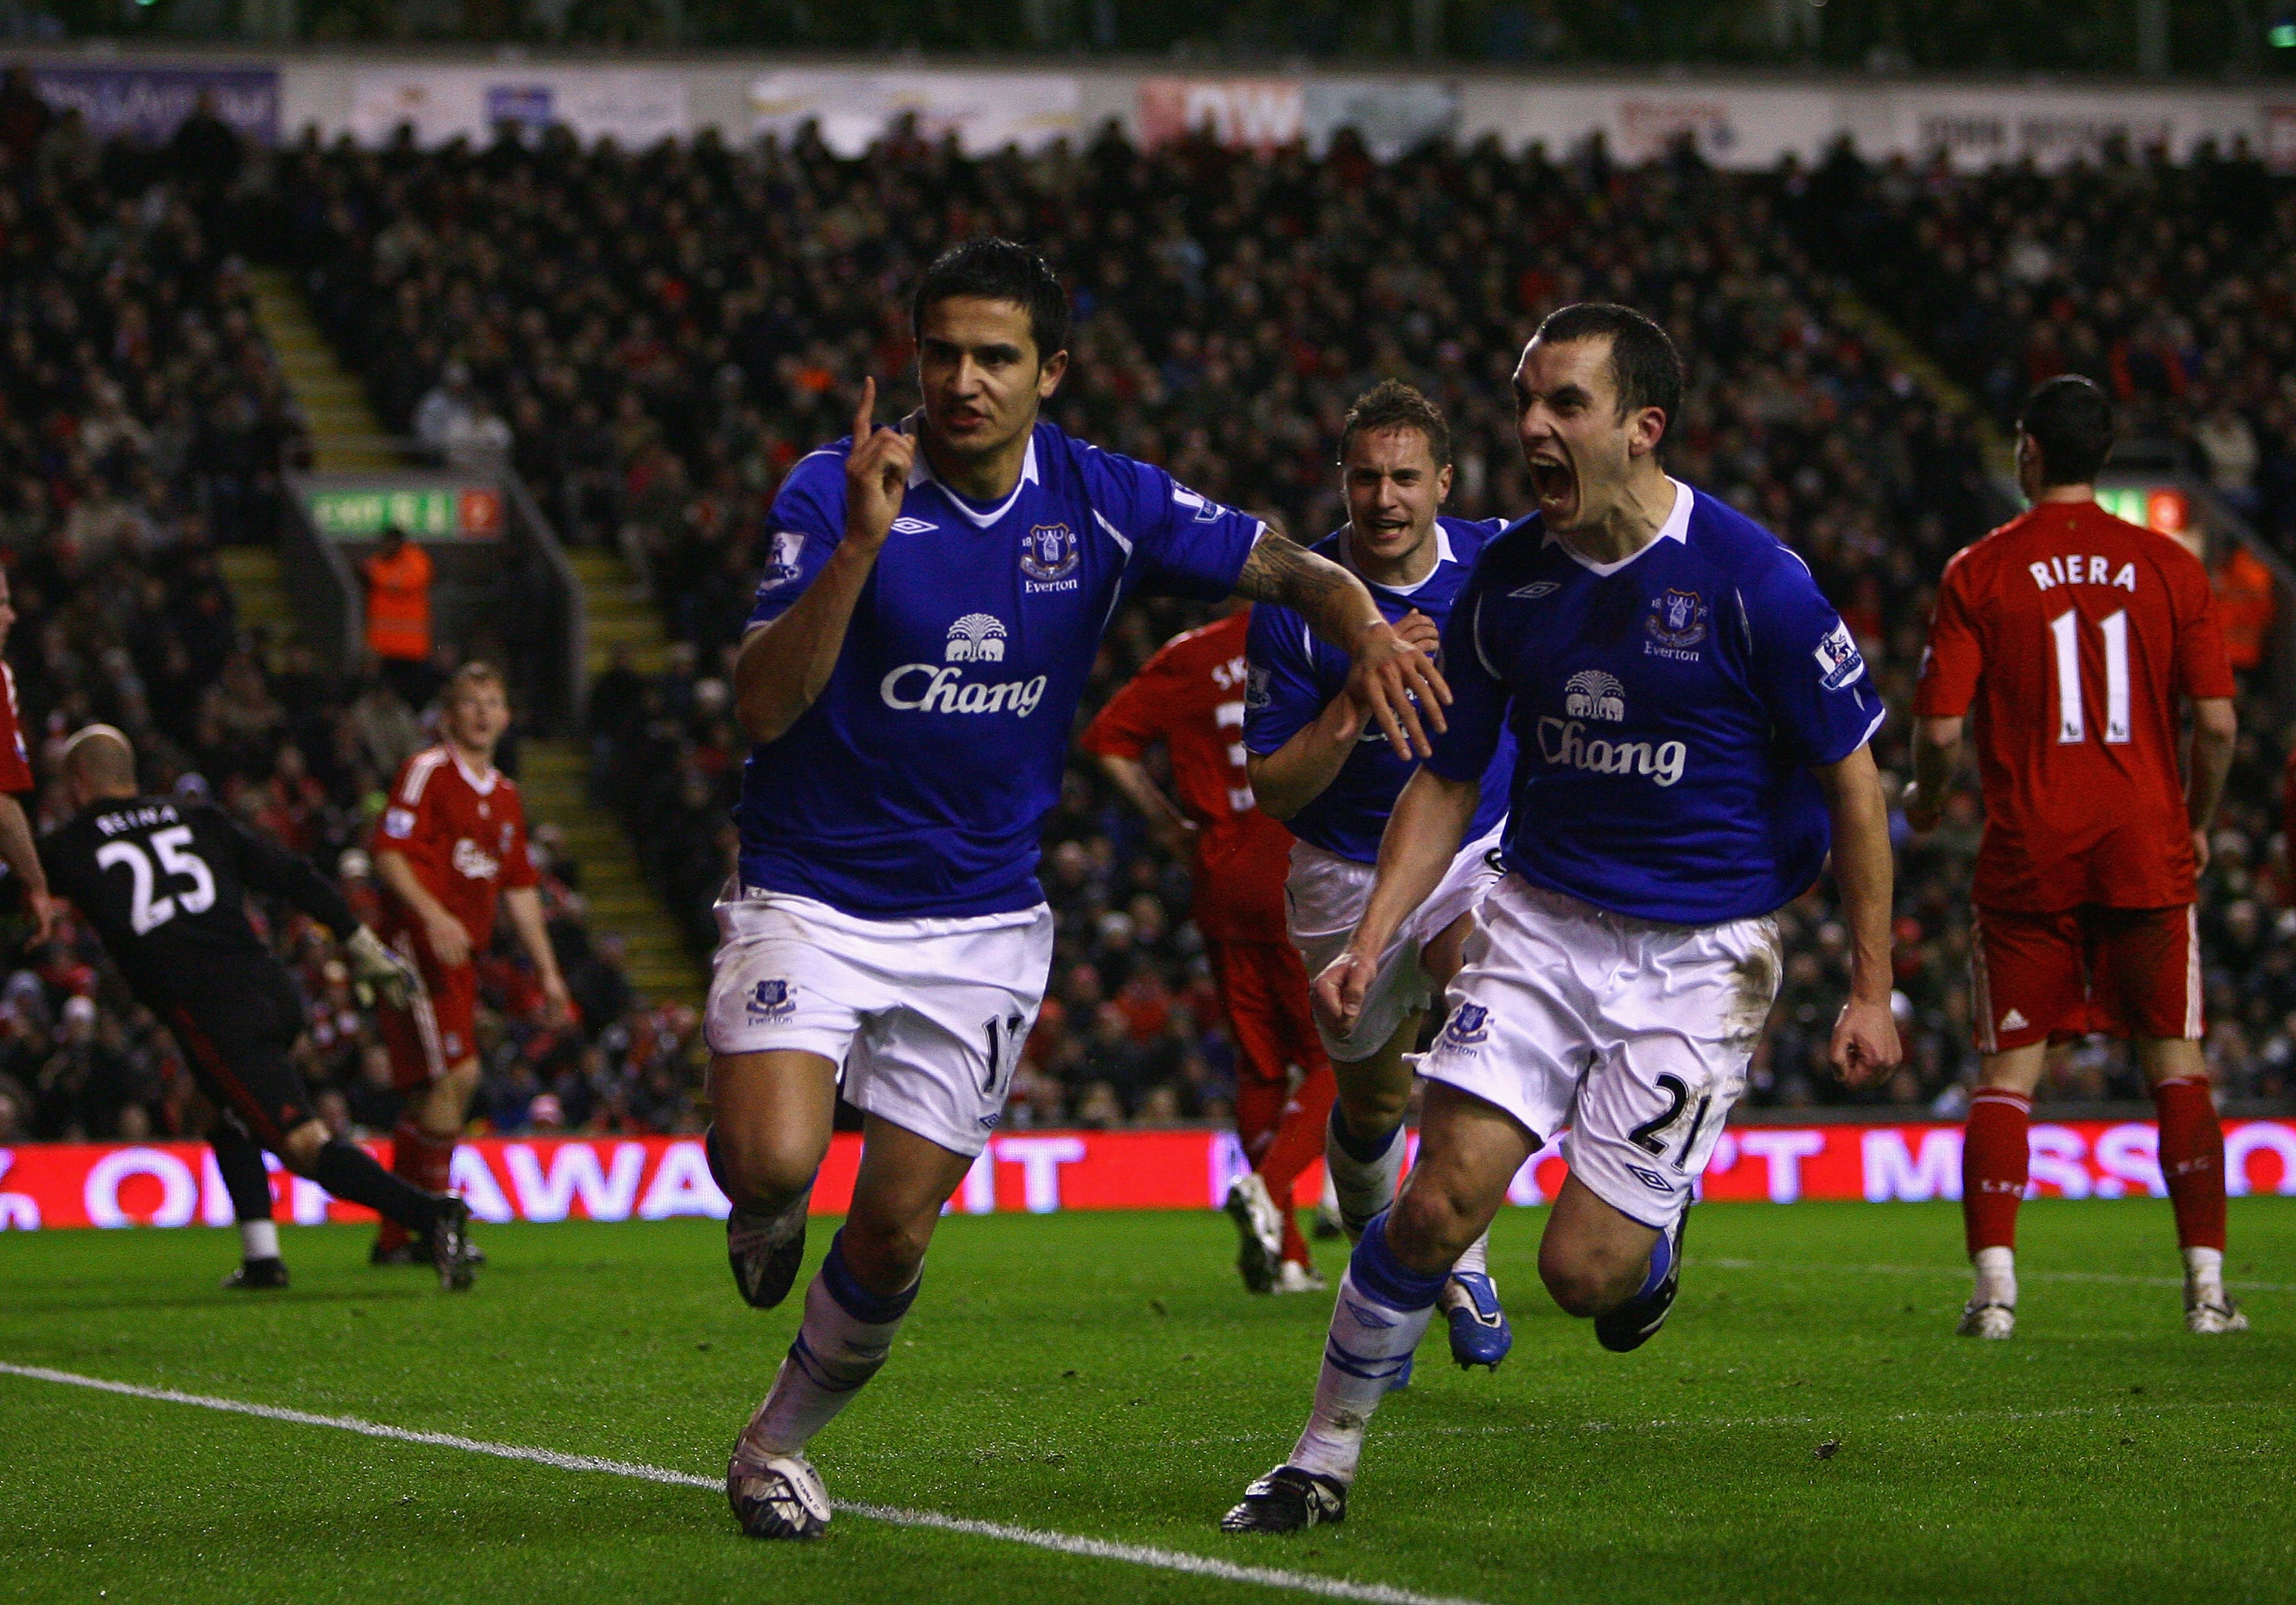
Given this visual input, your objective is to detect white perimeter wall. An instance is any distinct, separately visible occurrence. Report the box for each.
[20,45,2296,169]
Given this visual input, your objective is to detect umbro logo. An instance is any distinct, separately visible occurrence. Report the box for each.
[890,516,938,534]
[1511,581,1560,599]
[2000,1009,2028,1031]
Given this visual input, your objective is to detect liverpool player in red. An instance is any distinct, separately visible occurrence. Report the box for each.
[369,662,572,1263]
[1081,606,1337,1293]
[0,567,56,945]
[1908,375,2243,1337]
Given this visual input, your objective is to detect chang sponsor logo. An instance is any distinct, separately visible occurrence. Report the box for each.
[880,613,1048,716]
[1536,717,1687,787]
[1563,668,1625,722]
[945,613,1007,663]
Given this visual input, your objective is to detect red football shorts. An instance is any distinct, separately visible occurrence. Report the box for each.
[1204,939,1324,1090]
[1970,903,2200,1053]
[378,933,480,1089]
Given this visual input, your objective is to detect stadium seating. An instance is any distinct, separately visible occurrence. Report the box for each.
[0,102,690,1146]
[1805,139,2296,549]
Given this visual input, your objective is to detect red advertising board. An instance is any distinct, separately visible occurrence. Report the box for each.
[2,1120,2291,1231]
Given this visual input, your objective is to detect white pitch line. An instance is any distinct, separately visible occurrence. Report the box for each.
[0,1361,1486,1605]
[1693,1258,2296,1293]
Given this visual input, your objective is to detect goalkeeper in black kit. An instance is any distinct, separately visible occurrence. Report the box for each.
[38,726,477,1290]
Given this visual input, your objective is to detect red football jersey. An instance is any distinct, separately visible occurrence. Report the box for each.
[1079,610,1293,944]
[1915,500,2234,911]
[372,745,538,951]
[0,663,30,794]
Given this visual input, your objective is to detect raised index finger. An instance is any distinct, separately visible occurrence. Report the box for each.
[852,375,877,446]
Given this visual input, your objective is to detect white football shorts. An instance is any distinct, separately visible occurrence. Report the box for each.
[1286,825,1505,1063]
[704,887,1054,1159]
[1421,875,1782,1229]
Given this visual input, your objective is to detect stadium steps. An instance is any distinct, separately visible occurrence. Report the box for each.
[520,739,707,1007]
[246,266,403,473]
[1826,289,2018,482]
[214,545,296,644]
[570,549,675,678]
[542,548,700,1001]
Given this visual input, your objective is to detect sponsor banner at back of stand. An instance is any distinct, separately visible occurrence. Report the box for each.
[348,67,688,148]
[3,1120,2292,1229]
[1138,77,1460,158]
[32,65,280,146]
[749,70,1081,159]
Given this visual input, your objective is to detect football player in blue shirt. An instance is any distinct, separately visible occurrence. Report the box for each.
[1242,380,1518,1374]
[1225,303,1901,1533]
[707,237,1450,1540]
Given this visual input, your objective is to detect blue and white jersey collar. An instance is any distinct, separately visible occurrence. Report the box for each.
[907,427,1042,529]
[1341,518,1455,597]
[1544,477,1693,577]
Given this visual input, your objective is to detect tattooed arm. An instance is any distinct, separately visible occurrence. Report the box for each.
[1232,531,1450,759]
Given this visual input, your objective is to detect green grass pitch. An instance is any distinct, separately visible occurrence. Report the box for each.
[2,1199,2291,1604]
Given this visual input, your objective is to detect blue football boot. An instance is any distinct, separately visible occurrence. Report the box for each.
[1441,1269,1513,1371]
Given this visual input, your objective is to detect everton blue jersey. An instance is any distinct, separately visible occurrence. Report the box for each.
[1427,480,1884,924]
[739,419,1262,918]
[1243,517,1515,864]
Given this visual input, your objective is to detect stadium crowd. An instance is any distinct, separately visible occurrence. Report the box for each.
[272,119,2295,1129]
[6,87,2291,1146]
[0,77,694,1149]
[1809,137,2296,550]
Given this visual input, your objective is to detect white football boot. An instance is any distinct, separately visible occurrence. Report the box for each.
[1273,1258,1328,1294]
[1955,1301,2015,1339]
[2185,1289,2249,1334]
[727,1406,832,1540]
[1224,1173,1285,1295]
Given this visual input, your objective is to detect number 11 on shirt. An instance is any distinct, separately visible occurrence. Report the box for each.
[2048,608,2130,745]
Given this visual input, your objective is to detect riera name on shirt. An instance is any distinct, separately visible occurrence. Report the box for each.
[2028,555,2141,593]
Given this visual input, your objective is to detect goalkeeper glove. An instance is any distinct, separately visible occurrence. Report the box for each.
[344,925,417,1011]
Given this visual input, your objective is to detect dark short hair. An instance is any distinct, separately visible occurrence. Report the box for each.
[1531,302,1684,435]
[1339,380,1450,467]
[2019,374,2113,487]
[912,237,1071,363]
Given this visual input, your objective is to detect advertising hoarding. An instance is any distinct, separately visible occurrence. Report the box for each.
[1138,77,1461,158]
[305,483,504,541]
[749,70,1081,158]
[348,68,688,148]
[31,64,280,146]
[4,1118,2291,1230]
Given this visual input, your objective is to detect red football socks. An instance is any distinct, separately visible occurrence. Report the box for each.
[1962,1088,2031,1258]
[1258,1064,1337,1267]
[2151,1075,2227,1252]
[1233,1077,1286,1169]
[376,1122,457,1254]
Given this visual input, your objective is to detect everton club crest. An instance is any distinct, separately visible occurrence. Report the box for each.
[1020,523,1080,589]
[1645,587,1707,660]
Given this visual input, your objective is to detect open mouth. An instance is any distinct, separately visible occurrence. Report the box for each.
[1528,457,1577,517]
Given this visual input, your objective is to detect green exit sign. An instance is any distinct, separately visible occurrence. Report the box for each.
[308,485,504,540]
